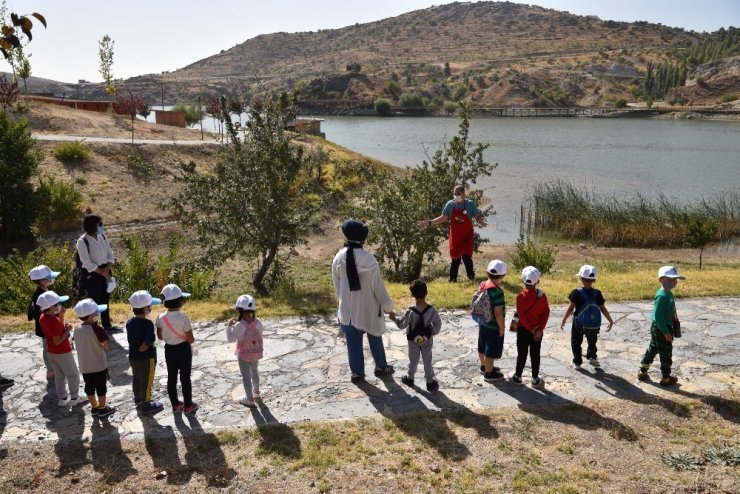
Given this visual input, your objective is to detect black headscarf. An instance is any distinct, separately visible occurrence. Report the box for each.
[342,219,369,291]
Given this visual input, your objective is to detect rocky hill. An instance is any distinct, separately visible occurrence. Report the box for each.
[29,1,740,111]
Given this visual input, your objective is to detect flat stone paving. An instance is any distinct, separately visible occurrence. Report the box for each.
[0,297,738,444]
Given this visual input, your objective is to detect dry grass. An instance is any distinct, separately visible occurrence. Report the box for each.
[0,394,737,493]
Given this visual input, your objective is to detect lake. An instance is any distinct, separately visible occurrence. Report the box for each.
[321,116,740,245]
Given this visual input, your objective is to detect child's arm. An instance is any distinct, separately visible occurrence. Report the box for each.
[560,302,575,330]
[599,305,614,331]
[186,330,195,344]
[225,320,238,342]
[393,310,411,329]
[101,340,111,351]
[494,305,505,337]
[430,309,442,336]
[52,325,71,346]
[156,320,163,341]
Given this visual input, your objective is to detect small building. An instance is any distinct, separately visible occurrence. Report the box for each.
[154,110,186,127]
[287,116,325,137]
[24,94,110,112]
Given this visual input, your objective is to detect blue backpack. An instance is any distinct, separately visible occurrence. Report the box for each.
[576,288,602,330]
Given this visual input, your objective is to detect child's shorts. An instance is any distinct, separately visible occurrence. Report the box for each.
[83,369,108,396]
[478,325,505,359]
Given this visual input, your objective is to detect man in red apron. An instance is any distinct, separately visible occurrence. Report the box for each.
[419,185,488,282]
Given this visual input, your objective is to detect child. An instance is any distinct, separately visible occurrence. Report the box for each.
[37,291,81,407]
[73,298,115,418]
[156,284,197,414]
[226,294,264,406]
[28,265,61,380]
[127,290,165,415]
[390,280,442,391]
[510,266,550,386]
[638,266,684,386]
[560,265,614,369]
[478,260,507,383]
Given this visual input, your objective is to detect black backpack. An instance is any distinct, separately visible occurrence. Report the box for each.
[407,305,433,341]
[72,235,91,300]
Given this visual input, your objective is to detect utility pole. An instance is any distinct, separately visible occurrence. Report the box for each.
[160,81,165,110]
[199,95,204,140]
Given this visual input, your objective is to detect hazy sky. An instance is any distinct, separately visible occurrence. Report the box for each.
[7,1,739,83]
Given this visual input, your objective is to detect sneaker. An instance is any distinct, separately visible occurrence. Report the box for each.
[184,403,198,415]
[426,380,439,392]
[57,396,71,407]
[172,402,185,413]
[510,374,524,385]
[350,373,365,383]
[660,376,678,387]
[139,401,164,415]
[0,376,14,391]
[401,375,415,387]
[96,406,115,418]
[589,358,601,368]
[239,397,256,407]
[69,396,83,406]
[637,369,649,381]
[531,377,544,387]
[480,365,501,375]
[571,361,582,369]
[374,365,395,377]
[483,371,505,383]
[45,371,55,380]
[134,397,143,407]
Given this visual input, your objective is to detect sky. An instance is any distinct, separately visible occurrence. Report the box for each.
[6,1,739,84]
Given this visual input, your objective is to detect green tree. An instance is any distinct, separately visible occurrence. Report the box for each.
[683,216,718,270]
[444,62,451,77]
[373,98,392,116]
[0,110,42,243]
[15,47,30,94]
[351,103,496,281]
[98,34,115,95]
[167,93,324,294]
[172,102,205,127]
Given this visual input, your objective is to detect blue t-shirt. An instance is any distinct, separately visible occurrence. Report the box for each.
[442,198,479,218]
[126,316,157,360]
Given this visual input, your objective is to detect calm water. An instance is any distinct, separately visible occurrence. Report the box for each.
[321,117,740,244]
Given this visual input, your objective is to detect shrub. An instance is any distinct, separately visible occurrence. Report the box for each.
[125,151,158,179]
[113,235,154,302]
[171,102,205,127]
[373,98,392,116]
[398,91,427,108]
[506,235,557,275]
[53,140,92,162]
[34,175,85,235]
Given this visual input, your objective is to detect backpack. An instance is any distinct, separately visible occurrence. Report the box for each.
[72,235,92,300]
[471,286,493,324]
[407,306,433,341]
[576,288,602,330]
[236,320,263,361]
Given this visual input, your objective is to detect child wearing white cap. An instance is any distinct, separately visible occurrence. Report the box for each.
[559,265,614,369]
[156,284,197,414]
[27,265,61,380]
[73,299,114,418]
[478,260,507,382]
[226,294,264,406]
[638,266,685,386]
[510,266,550,386]
[37,291,81,407]
[126,290,164,415]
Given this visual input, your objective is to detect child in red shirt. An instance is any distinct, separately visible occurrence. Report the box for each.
[38,291,82,407]
[510,266,550,386]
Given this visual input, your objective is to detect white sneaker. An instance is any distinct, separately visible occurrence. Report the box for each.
[239,397,256,407]
[571,362,582,369]
[589,358,601,368]
[57,396,71,407]
[69,396,83,406]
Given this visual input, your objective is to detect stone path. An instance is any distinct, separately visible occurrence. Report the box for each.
[1,297,738,444]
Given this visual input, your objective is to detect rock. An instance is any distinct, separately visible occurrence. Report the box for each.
[155,471,167,480]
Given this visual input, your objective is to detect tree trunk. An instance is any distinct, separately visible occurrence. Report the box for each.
[699,246,704,270]
[131,116,135,144]
[253,246,278,295]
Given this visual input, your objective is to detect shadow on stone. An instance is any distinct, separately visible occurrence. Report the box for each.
[105,336,132,387]
[142,415,189,485]
[90,418,136,484]
[173,413,236,488]
[250,402,302,459]
[357,379,474,460]
[422,389,499,440]
[0,391,6,448]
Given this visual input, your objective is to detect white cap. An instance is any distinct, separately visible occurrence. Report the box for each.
[37,291,70,311]
[521,266,541,285]
[28,265,60,281]
[235,294,256,311]
[658,265,686,280]
[73,298,108,318]
[128,290,162,309]
[106,277,117,294]
[486,259,507,276]
[161,284,191,301]
[577,264,597,280]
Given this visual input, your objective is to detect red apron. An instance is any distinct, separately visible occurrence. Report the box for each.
[449,202,474,259]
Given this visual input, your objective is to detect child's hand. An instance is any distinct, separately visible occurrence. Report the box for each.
[138,342,149,352]
[559,321,566,330]
[64,323,73,331]
[664,332,674,343]
[606,321,613,332]
[388,311,396,321]
[227,318,237,326]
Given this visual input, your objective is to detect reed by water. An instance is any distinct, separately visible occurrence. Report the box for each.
[525,180,740,247]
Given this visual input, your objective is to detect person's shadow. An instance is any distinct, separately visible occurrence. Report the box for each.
[422,389,498,440]
[105,334,133,387]
[356,379,475,460]
[89,416,136,484]
[141,415,189,485]
[641,379,740,425]
[173,413,237,488]
[249,401,302,459]
[0,391,6,461]
[45,407,89,476]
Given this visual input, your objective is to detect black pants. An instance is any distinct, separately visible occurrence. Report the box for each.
[165,342,192,406]
[450,255,475,281]
[85,272,111,328]
[82,369,108,397]
[571,322,598,365]
[515,329,542,378]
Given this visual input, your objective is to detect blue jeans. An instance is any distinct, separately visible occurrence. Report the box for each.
[341,324,388,376]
